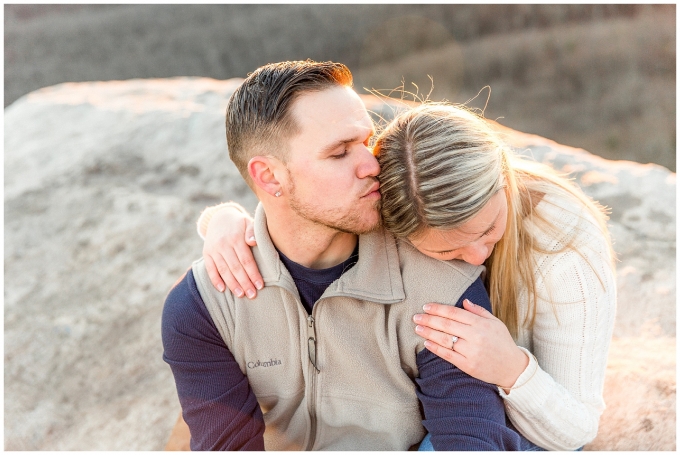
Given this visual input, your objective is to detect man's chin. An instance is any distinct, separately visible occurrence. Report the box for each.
[345,210,382,235]
[350,219,381,235]
[289,197,382,235]
[328,208,381,235]
[361,202,383,232]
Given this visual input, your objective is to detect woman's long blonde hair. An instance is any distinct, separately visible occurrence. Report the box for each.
[374,103,614,337]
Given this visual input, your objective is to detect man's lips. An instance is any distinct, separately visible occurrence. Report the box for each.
[361,182,381,198]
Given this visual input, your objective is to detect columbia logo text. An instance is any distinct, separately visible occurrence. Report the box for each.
[247,358,282,369]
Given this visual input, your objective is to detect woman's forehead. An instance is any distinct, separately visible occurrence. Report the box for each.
[408,191,506,246]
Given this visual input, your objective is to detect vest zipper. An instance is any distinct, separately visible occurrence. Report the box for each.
[306,314,319,450]
[307,314,320,371]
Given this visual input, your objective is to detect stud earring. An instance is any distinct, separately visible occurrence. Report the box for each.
[274,191,281,197]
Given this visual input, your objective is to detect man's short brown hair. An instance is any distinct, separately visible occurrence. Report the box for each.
[226,60,353,183]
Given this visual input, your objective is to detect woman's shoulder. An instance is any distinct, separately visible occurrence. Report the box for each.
[534,190,589,224]
[528,189,607,247]
[523,190,616,307]
[525,191,601,235]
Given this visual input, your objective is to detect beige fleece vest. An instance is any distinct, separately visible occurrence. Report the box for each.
[193,204,483,450]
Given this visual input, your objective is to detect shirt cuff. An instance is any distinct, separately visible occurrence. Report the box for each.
[196,202,250,240]
[497,346,552,412]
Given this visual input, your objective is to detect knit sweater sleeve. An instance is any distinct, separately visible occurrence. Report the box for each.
[196,202,251,240]
[161,269,265,450]
[416,277,523,451]
[499,202,617,450]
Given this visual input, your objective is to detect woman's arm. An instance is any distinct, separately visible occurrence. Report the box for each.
[413,243,616,450]
[197,203,262,298]
[498,244,616,450]
[413,300,529,391]
[416,278,523,450]
[196,202,251,240]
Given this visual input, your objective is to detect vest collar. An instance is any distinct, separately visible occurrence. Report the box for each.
[252,203,405,304]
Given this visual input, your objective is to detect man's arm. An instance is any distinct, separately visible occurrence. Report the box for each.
[162,269,265,450]
[415,277,522,450]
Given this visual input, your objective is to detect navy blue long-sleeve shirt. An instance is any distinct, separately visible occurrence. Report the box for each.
[162,258,524,451]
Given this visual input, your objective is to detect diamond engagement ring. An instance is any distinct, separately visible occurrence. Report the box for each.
[450,335,459,349]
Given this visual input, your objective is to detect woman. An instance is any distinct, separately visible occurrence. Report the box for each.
[197,103,616,450]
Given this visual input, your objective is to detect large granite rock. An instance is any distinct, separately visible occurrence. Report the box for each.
[4,78,675,450]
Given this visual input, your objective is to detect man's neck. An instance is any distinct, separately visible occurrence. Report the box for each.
[264,206,358,270]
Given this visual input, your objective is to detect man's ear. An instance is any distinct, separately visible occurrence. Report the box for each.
[248,156,283,198]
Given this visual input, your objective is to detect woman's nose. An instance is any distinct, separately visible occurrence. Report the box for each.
[460,244,488,266]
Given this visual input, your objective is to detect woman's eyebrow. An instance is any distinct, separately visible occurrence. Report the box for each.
[423,217,499,253]
[461,203,503,238]
[475,219,497,238]
[455,222,496,246]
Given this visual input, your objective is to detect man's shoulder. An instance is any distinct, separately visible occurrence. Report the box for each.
[163,267,207,326]
[162,265,227,351]
[390,235,478,274]
[352,228,484,311]
[359,227,482,281]
[394,237,484,292]
[163,260,235,332]
[165,266,199,310]
[185,257,238,303]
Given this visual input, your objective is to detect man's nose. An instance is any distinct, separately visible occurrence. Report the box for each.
[357,145,381,178]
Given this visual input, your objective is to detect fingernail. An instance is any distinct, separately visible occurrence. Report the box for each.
[424,340,433,349]
[255,281,263,290]
[218,284,225,293]
[248,236,256,242]
[423,304,432,311]
[465,299,475,306]
[235,288,244,297]
[246,289,256,299]
[415,325,424,333]
[413,314,423,323]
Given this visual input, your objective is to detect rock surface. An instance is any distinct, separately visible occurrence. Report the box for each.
[4,78,675,450]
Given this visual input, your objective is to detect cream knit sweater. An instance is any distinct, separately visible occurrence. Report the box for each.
[196,192,617,451]
[499,192,616,450]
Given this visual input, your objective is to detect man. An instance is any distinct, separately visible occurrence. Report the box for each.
[162,60,523,450]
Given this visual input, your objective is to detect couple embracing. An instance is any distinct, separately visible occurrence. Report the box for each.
[162,60,616,451]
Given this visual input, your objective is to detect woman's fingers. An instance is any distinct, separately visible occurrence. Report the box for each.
[422,302,479,325]
[413,312,472,340]
[202,207,264,298]
[211,251,245,296]
[204,256,226,293]
[417,301,527,385]
[220,268,244,298]
[415,323,469,355]
[422,338,468,366]
[418,324,483,378]
[234,241,263,293]
[461,299,494,318]
[223,246,258,298]
[245,224,257,246]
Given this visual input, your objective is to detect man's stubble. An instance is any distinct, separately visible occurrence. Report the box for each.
[286,169,382,236]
